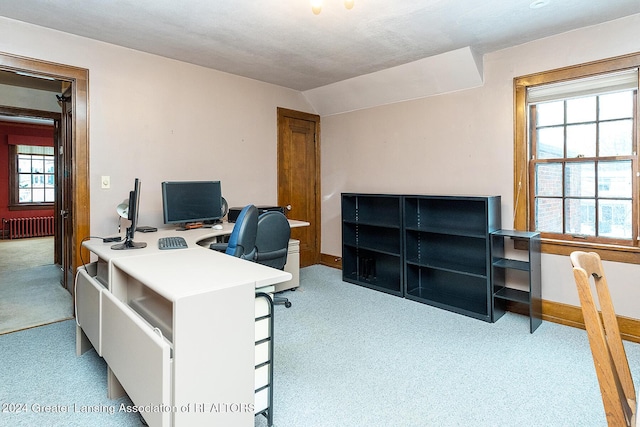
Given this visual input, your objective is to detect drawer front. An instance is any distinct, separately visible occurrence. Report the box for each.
[255,317,270,343]
[76,268,103,355]
[277,247,300,292]
[255,387,270,414]
[102,291,171,427]
[255,364,269,390]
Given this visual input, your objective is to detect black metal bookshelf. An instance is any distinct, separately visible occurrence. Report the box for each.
[342,194,403,296]
[342,193,503,323]
[490,229,542,333]
[403,195,501,322]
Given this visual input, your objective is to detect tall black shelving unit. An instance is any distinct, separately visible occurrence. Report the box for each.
[403,195,501,322]
[341,194,403,296]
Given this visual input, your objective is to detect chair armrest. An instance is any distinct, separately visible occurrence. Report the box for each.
[209,243,228,252]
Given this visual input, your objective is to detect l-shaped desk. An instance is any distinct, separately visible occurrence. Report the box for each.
[75,220,308,427]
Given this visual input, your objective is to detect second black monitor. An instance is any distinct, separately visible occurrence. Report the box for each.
[162,180,223,227]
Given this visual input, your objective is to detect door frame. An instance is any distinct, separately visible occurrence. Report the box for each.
[0,52,90,283]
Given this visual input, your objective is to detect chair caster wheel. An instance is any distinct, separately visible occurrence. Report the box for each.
[285,301,292,308]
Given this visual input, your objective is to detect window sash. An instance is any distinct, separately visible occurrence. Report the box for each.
[10,147,55,205]
[531,156,634,242]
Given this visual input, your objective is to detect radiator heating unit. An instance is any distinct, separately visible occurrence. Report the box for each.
[5,216,55,239]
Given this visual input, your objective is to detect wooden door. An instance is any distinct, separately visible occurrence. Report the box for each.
[277,108,320,267]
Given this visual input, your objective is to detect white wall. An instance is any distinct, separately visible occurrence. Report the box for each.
[0,16,315,236]
[321,14,640,319]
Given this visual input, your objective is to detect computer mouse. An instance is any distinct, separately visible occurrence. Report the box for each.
[213,224,223,230]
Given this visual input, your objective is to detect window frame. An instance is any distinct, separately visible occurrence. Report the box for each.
[514,52,640,263]
[8,144,55,211]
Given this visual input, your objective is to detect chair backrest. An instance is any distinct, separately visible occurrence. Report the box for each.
[254,211,291,270]
[225,204,258,260]
[570,251,636,426]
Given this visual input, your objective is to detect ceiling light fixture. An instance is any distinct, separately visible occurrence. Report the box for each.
[529,0,550,9]
[311,0,355,15]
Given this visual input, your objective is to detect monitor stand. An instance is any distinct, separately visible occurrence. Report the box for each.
[111,239,147,250]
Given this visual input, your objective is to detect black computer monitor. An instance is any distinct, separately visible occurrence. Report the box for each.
[112,178,147,250]
[162,181,223,229]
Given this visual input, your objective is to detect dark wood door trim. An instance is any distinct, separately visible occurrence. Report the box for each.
[0,52,90,283]
[277,107,321,265]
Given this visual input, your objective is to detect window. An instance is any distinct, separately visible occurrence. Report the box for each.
[9,144,55,208]
[514,53,640,262]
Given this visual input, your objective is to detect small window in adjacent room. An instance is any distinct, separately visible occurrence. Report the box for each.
[514,54,640,262]
[9,144,55,207]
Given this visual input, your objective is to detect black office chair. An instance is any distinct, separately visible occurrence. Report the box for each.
[254,211,292,308]
[209,204,258,260]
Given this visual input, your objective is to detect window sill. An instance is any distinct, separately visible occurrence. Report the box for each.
[9,204,54,211]
[541,238,640,264]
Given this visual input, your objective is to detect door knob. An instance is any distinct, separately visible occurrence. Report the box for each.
[285,205,292,211]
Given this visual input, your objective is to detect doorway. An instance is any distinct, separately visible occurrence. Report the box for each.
[0,53,89,333]
[0,105,70,333]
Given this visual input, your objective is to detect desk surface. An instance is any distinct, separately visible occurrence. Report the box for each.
[84,219,308,260]
[82,220,309,294]
[111,248,290,300]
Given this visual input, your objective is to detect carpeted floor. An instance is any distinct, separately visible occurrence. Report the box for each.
[2,265,639,426]
[0,264,73,334]
[0,319,139,427]
[0,237,73,335]
[254,265,640,427]
[0,236,54,272]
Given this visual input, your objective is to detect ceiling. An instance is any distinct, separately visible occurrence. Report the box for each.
[1,0,639,93]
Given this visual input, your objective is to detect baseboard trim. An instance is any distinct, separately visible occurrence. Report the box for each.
[541,299,640,343]
[318,253,640,342]
[320,253,342,269]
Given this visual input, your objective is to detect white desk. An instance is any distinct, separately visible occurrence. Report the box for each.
[76,220,307,427]
[82,220,306,296]
[84,219,308,257]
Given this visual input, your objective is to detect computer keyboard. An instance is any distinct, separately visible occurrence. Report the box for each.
[158,236,188,250]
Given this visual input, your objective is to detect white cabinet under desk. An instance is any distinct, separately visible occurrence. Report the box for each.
[76,239,291,427]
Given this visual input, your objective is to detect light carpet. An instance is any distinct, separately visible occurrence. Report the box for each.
[255,265,640,427]
[0,320,138,427]
[2,265,639,426]
[0,236,54,272]
[0,264,73,335]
